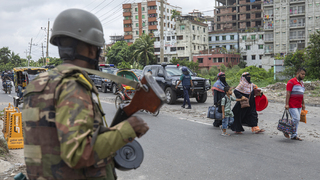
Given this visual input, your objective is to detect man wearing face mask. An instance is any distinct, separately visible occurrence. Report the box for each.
[284,68,306,141]
[231,72,265,134]
[211,72,228,127]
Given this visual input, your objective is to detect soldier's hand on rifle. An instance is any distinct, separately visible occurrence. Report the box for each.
[127,116,149,138]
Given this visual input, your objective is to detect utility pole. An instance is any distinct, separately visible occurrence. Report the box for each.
[46,20,50,65]
[41,43,45,65]
[160,0,164,63]
[28,38,33,67]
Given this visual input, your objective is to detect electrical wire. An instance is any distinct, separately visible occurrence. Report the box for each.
[90,0,106,12]
[82,0,99,9]
[93,0,116,15]
[99,0,131,20]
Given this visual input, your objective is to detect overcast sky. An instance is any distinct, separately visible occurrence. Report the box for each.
[0,0,215,61]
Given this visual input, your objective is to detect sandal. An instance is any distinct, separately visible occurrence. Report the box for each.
[283,133,290,139]
[254,129,265,134]
[235,132,243,134]
[221,133,230,136]
[291,137,303,141]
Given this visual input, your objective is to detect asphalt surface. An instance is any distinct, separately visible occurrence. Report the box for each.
[0,81,319,180]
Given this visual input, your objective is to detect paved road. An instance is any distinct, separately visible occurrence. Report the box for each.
[0,81,319,179]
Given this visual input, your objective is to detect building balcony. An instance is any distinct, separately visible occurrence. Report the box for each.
[264,26,273,30]
[289,36,305,40]
[290,0,305,4]
[290,23,305,28]
[147,1,156,6]
[124,27,132,32]
[124,35,133,40]
[290,11,305,17]
[148,25,158,30]
[148,9,157,14]
[123,19,132,24]
[265,38,274,42]
[123,4,131,9]
[263,0,273,6]
[148,17,157,22]
[123,12,131,17]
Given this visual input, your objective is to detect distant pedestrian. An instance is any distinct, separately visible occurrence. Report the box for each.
[284,68,306,141]
[221,86,246,136]
[212,72,228,127]
[231,72,265,134]
[175,66,194,109]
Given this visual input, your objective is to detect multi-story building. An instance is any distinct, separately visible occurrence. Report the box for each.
[208,31,239,50]
[122,0,181,46]
[239,31,265,67]
[173,15,209,61]
[109,35,124,44]
[262,0,320,72]
[213,0,263,31]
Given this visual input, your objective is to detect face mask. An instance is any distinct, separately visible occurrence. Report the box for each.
[219,76,226,83]
[245,76,251,83]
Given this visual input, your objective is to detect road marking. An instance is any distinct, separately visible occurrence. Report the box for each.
[8,95,12,98]
[179,117,212,126]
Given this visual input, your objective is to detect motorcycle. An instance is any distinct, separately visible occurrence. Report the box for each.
[3,80,12,94]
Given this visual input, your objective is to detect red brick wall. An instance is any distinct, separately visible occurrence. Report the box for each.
[192,54,241,69]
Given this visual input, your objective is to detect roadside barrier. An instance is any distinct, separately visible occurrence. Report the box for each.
[3,103,24,149]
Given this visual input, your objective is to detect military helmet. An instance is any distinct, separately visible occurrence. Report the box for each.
[50,8,105,47]
[181,67,188,72]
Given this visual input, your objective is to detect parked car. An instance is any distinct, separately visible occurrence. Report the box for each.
[90,66,119,93]
[142,63,211,104]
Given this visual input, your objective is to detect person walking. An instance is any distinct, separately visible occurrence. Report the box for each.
[284,68,306,141]
[175,66,194,109]
[212,72,228,127]
[22,9,149,180]
[220,86,246,136]
[231,72,265,134]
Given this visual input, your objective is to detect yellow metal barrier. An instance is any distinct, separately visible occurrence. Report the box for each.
[3,104,24,149]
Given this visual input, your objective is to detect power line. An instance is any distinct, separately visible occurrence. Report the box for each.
[99,0,131,21]
[82,0,99,9]
[90,0,106,12]
[92,0,116,15]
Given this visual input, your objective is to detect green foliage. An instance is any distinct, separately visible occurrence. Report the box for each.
[171,9,181,20]
[117,60,132,69]
[305,30,320,79]
[132,34,156,66]
[131,61,144,70]
[209,66,219,77]
[220,64,226,72]
[238,60,247,68]
[107,41,133,66]
[47,57,63,66]
[0,47,23,71]
[170,58,199,73]
[281,50,306,78]
[200,68,209,76]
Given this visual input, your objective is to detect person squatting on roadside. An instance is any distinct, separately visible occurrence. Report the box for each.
[221,86,246,136]
[284,68,306,141]
[231,72,265,134]
[22,9,149,180]
[175,66,194,109]
[211,72,228,127]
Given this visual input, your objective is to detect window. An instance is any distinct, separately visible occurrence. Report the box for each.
[259,55,263,60]
[259,34,263,39]
[194,45,196,50]
[154,48,160,52]
[223,45,227,49]
[216,36,219,41]
[213,58,217,63]
[193,35,196,40]
[172,36,175,39]
[180,25,185,30]
[142,7,145,11]
[177,47,185,50]
[143,30,145,34]
[142,22,145,26]
[142,15,145,19]
[125,17,129,20]
[136,31,139,35]
[243,56,247,60]
[135,8,138,12]
[203,28,206,33]
[198,58,203,63]
[242,36,247,40]
[167,16,169,20]
[222,36,226,40]
[252,55,256,60]
[218,58,223,62]
[170,47,176,52]
[167,9,169,13]
[230,45,233,49]
[167,36,171,41]
[226,57,228,63]
[209,37,212,41]
[251,35,256,40]
[177,36,183,40]
[192,25,195,30]
[246,45,251,50]
[164,57,168,62]
[209,46,212,49]
[136,23,139,27]
[135,15,138,19]
[230,35,234,40]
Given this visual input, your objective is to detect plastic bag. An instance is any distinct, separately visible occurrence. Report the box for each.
[300,110,308,123]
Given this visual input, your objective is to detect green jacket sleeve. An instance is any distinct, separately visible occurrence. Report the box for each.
[55,76,136,169]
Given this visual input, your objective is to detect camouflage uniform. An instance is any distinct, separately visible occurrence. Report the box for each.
[22,64,136,180]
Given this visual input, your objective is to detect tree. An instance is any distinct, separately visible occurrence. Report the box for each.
[170,57,200,74]
[0,47,23,71]
[171,9,181,20]
[107,41,133,66]
[282,50,306,78]
[305,30,320,79]
[132,34,156,65]
[238,60,247,68]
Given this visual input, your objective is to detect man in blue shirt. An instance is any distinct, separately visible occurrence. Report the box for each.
[175,67,194,109]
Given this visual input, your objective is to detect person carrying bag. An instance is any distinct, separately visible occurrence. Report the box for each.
[277,110,296,136]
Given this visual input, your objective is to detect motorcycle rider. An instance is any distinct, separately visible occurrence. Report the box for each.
[2,71,12,90]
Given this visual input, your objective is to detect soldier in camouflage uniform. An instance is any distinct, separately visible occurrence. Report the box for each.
[22,9,149,180]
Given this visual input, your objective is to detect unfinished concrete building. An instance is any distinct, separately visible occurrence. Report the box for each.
[213,0,263,31]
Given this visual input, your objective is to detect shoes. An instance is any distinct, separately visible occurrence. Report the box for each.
[291,136,303,141]
[185,106,191,109]
[283,133,290,139]
[181,105,185,108]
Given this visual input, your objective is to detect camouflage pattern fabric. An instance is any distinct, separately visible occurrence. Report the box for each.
[22,64,136,180]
